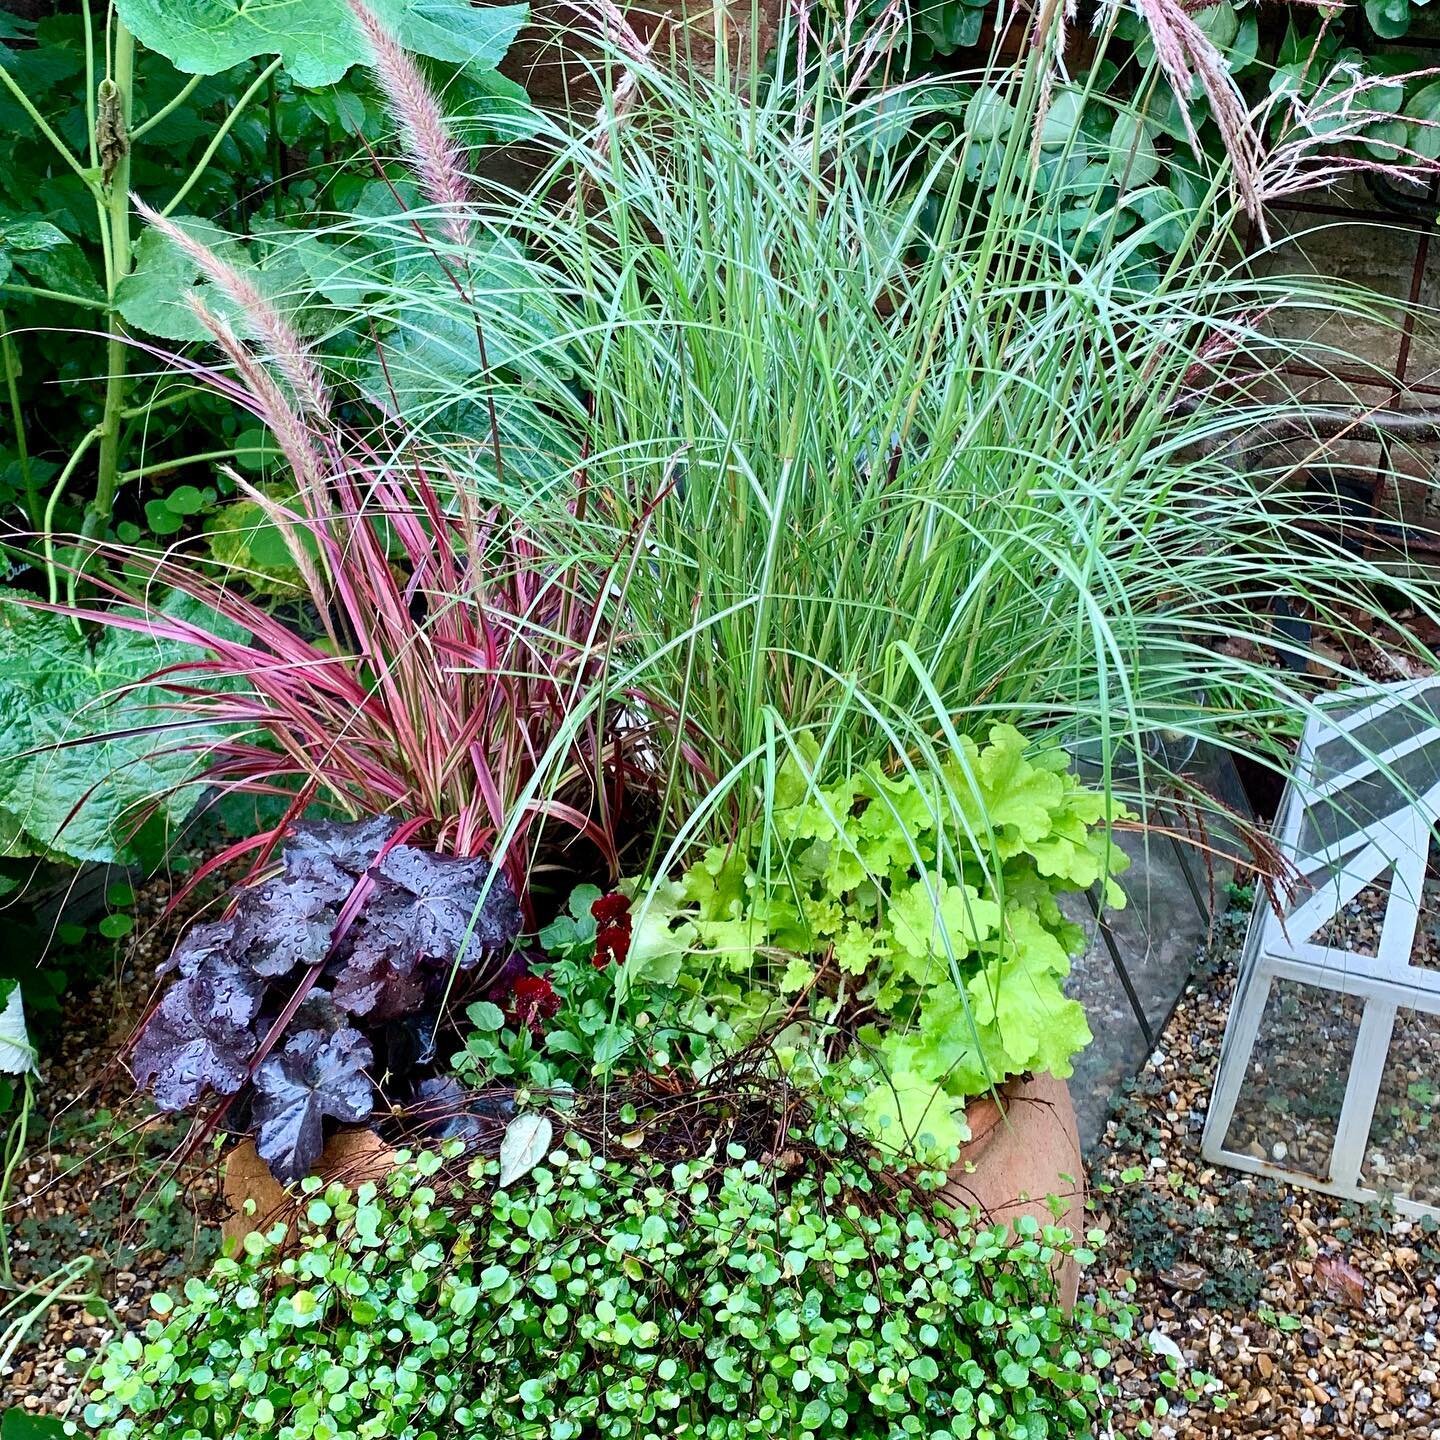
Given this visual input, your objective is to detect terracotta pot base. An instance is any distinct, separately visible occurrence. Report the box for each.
[221,1129,396,1249]
[940,1074,1085,1310]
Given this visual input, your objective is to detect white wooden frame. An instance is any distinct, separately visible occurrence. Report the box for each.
[1203,678,1440,1219]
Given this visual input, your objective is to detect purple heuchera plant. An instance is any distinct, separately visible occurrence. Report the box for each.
[131,817,522,1181]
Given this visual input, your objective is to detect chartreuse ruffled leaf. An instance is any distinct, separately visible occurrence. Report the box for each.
[114,0,529,88]
[654,724,1128,1160]
[860,1056,969,1165]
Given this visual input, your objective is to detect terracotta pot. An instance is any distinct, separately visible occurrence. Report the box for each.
[501,0,786,112]
[941,1073,1085,1310]
[221,1129,396,1248]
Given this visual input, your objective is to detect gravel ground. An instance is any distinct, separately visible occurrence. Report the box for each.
[1,877,223,1421]
[1086,918,1440,1438]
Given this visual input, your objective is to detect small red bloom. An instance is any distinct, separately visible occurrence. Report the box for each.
[591,892,632,969]
[511,974,560,1031]
[591,893,631,925]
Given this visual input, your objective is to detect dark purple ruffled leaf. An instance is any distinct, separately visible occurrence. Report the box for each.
[252,1026,373,1182]
[328,941,429,1020]
[131,958,261,1111]
[288,816,399,880]
[364,847,522,968]
[164,916,237,978]
[409,1075,513,1141]
[229,876,338,978]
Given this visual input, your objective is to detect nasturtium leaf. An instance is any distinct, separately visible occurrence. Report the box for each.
[1365,0,1413,39]
[253,1026,373,1182]
[498,1111,552,1187]
[1038,88,1085,149]
[1191,0,1239,51]
[0,979,36,1075]
[965,85,1013,142]
[114,0,529,88]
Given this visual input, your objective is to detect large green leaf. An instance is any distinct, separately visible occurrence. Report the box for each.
[115,0,529,88]
[0,591,235,864]
[1365,0,1414,38]
[0,216,99,300]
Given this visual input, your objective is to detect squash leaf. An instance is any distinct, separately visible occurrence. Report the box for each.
[115,0,529,88]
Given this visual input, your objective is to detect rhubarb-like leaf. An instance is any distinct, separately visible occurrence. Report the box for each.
[131,961,260,1110]
[0,589,239,864]
[113,0,528,88]
[252,1026,373,1182]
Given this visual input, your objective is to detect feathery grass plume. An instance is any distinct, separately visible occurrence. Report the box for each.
[1128,0,1266,229]
[132,196,334,421]
[345,0,475,249]
[182,292,335,533]
[1258,62,1440,204]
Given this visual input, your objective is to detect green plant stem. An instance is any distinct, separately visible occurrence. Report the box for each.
[129,72,204,141]
[0,1256,104,1376]
[269,70,284,219]
[0,1074,32,1288]
[0,61,99,190]
[43,423,103,602]
[0,283,111,311]
[82,0,98,169]
[120,385,207,420]
[161,58,283,219]
[121,446,266,481]
[81,20,138,578]
[0,309,40,527]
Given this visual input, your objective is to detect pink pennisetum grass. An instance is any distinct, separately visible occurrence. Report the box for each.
[345,0,475,250]
[9,5,647,908]
[41,436,638,902]
[30,287,641,907]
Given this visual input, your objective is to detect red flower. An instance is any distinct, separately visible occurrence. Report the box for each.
[591,893,631,925]
[512,974,560,1031]
[591,892,632,969]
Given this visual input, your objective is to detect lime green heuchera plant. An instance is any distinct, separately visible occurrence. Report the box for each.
[629,726,1129,1161]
